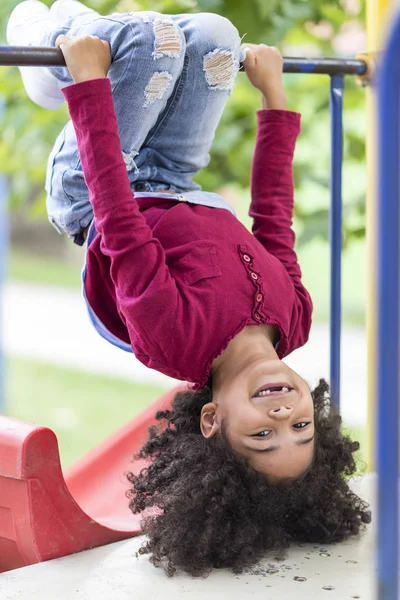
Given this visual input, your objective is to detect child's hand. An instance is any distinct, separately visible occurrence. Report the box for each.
[242,44,286,110]
[56,34,111,84]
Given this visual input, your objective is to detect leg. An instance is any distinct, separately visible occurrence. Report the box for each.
[43,9,186,238]
[132,12,245,192]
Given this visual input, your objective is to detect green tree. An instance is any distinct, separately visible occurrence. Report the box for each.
[0,0,366,247]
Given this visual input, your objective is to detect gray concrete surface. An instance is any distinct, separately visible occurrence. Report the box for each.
[0,475,375,600]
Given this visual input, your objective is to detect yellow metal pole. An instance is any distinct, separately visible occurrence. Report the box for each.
[366,0,392,471]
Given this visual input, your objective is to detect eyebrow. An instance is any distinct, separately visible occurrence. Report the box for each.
[248,435,315,454]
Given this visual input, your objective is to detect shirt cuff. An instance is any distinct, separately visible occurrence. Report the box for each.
[62,77,111,102]
[257,109,301,127]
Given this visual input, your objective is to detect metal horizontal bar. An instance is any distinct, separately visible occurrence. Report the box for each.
[0,46,66,66]
[283,57,367,75]
[0,46,368,76]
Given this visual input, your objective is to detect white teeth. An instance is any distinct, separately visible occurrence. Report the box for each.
[259,387,290,396]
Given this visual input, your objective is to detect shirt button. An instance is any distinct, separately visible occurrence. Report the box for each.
[243,254,251,262]
[255,312,262,321]
[256,293,263,303]
[251,272,258,280]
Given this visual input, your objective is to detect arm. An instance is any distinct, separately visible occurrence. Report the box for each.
[249,109,301,282]
[243,44,313,345]
[250,109,312,350]
[58,36,180,356]
[243,43,301,276]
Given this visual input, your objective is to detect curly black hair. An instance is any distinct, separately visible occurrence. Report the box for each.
[127,379,371,577]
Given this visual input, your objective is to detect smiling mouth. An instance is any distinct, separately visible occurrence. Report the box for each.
[255,382,294,397]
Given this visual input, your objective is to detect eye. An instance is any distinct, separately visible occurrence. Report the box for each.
[293,422,310,429]
[253,430,272,438]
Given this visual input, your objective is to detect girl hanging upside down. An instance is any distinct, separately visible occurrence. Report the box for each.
[7,0,370,577]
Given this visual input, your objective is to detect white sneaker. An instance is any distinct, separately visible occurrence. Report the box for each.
[7,0,58,46]
[50,0,99,25]
[6,0,65,110]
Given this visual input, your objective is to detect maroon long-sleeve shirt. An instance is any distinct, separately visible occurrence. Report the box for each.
[63,78,313,388]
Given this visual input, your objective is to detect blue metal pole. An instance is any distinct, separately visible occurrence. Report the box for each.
[329,75,344,408]
[376,10,400,600]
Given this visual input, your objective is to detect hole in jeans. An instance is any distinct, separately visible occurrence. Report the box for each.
[122,149,139,173]
[143,71,173,107]
[153,19,182,59]
[203,48,239,92]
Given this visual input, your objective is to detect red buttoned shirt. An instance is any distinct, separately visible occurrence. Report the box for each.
[63,79,313,388]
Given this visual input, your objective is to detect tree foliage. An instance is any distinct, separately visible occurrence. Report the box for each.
[0,0,366,246]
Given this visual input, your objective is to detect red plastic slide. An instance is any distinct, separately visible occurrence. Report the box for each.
[0,386,184,573]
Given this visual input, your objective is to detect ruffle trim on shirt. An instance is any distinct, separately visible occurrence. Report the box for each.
[238,244,265,324]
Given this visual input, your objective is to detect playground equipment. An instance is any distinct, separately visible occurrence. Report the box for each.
[376,10,400,600]
[0,387,183,572]
[0,1,400,597]
[0,44,373,568]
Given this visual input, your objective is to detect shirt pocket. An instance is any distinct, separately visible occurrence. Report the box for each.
[175,242,221,286]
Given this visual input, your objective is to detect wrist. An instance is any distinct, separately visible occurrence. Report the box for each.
[261,89,287,110]
[73,70,108,84]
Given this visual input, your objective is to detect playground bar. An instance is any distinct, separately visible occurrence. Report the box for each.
[329,75,344,408]
[0,46,368,75]
[284,57,367,76]
[376,7,400,600]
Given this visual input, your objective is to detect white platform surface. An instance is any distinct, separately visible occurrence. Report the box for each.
[0,475,376,600]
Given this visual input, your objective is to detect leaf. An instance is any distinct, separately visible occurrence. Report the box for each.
[255,0,279,20]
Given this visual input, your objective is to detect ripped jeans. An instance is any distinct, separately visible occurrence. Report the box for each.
[43,11,245,241]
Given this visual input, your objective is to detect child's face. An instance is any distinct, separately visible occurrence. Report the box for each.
[201,359,315,481]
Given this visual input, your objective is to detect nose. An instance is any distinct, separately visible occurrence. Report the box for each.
[267,405,294,420]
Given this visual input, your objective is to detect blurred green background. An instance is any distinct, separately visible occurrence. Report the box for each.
[0,0,367,467]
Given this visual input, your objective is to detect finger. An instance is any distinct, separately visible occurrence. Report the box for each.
[242,47,256,70]
[55,34,71,48]
[269,46,281,55]
[241,43,259,50]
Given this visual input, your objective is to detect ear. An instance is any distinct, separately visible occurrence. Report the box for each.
[200,402,221,439]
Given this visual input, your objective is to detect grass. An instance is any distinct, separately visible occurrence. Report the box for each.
[297,238,366,326]
[6,356,368,472]
[7,356,168,468]
[9,249,80,289]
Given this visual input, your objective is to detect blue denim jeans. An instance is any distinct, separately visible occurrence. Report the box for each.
[43,11,245,240]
